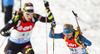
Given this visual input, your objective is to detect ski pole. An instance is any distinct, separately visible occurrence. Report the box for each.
[72,10,89,54]
[72,11,81,33]
[52,26,55,54]
[50,21,55,54]
[43,0,48,54]
[20,0,22,9]
[17,0,22,13]
[19,0,22,12]
[0,37,7,49]
[45,16,48,54]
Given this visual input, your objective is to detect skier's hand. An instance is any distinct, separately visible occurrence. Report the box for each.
[77,26,80,31]
[0,30,10,36]
[77,26,82,34]
[51,21,56,29]
[44,1,49,8]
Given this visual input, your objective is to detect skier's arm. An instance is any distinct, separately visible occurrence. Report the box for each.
[33,8,54,22]
[0,15,20,36]
[0,20,14,36]
[77,35,92,46]
[49,29,64,39]
[44,1,54,22]
[33,1,54,23]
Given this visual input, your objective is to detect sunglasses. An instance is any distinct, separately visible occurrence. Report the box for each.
[25,12,34,16]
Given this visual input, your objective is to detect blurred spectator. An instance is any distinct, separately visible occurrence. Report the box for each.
[2,0,14,25]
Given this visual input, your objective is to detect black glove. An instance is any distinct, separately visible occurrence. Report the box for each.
[76,36,82,44]
[51,21,56,29]
[44,1,49,8]
[0,30,10,36]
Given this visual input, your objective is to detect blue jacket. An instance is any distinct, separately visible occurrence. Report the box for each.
[3,0,14,6]
[49,29,92,46]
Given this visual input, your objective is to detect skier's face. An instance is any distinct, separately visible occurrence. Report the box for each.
[23,12,33,21]
[64,32,73,39]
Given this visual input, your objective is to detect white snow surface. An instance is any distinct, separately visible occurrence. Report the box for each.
[0,0,100,54]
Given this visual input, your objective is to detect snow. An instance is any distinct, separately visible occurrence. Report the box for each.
[0,0,100,54]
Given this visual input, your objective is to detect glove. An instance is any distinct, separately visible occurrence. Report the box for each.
[44,1,49,8]
[77,26,80,31]
[77,26,82,34]
[51,21,56,29]
[0,30,10,36]
[76,36,82,44]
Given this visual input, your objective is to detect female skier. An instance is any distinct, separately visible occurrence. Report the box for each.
[49,23,92,54]
[0,1,54,54]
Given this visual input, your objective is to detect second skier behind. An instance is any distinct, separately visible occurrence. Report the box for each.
[49,22,92,54]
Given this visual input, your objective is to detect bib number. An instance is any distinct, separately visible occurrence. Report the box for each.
[69,47,86,54]
[69,48,78,53]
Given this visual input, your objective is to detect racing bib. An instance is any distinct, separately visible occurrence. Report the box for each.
[9,30,32,44]
[69,46,86,54]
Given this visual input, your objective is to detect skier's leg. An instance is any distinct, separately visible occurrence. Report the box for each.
[4,39,20,54]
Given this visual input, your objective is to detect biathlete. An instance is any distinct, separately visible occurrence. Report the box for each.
[0,1,54,54]
[49,23,92,54]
